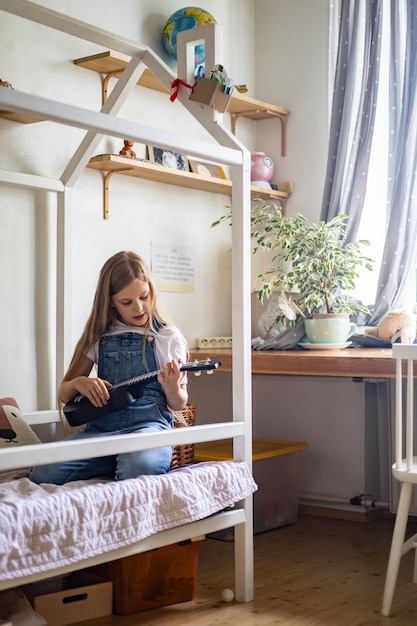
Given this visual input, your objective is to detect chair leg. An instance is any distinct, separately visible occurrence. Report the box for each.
[413,545,417,584]
[381,482,413,617]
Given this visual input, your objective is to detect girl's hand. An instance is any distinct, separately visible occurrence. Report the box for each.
[72,376,112,408]
[158,359,188,411]
[78,377,111,407]
[158,359,182,389]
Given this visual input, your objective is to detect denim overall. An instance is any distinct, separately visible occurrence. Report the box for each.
[30,332,173,485]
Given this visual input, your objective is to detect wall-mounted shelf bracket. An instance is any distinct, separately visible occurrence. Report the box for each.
[102,70,124,104]
[231,110,287,157]
[103,168,133,219]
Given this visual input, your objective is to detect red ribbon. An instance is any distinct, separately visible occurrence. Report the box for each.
[170,78,196,102]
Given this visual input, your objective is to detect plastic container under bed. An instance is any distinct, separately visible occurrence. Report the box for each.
[194,439,309,540]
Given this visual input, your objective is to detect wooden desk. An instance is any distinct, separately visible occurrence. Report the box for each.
[190,346,399,516]
[190,347,395,378]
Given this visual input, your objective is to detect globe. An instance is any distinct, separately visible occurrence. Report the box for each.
[162,7,216,67]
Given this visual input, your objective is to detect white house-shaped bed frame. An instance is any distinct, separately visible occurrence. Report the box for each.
[0,0,254,602]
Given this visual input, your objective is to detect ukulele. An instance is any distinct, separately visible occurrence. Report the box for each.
[63,358,221,427]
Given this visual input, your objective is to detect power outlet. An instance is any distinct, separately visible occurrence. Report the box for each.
[196,337,232,349]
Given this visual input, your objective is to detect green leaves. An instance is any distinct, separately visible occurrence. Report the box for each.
[212,200,374,327]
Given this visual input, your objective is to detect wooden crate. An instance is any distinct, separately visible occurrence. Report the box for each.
[90,539,203,614]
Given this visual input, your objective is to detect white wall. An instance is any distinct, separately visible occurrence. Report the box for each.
[1,1,331,412]
[251,0,330,287]
[0,0,255,410]
[0,0,373,507]
[2,0,369,507]
[254,0,329,222]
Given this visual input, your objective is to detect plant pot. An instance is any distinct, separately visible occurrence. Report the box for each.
[304,313,356,344]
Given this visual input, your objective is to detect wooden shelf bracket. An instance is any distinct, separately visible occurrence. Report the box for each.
[102,70,123,104]
[103,168,133,219]
[231,110,287,157]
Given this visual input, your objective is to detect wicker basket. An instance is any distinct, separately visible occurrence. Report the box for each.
[170,403,196,468]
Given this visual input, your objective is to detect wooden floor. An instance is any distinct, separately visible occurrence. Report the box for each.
[73,514,417,626]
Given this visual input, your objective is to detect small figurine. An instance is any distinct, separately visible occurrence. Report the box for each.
[0,78,14,89]
[119,140,136,158]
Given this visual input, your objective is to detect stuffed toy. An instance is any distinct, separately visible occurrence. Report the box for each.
[365,307,417,345]
[0,397,40,447]
[0,398,42,480]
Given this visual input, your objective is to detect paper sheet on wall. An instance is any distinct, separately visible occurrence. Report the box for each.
[151,242,195,292]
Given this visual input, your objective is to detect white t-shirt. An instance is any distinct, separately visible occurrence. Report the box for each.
[86,320,188,380]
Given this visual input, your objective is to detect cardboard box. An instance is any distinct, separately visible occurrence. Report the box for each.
[194,439,309,540]
[189,77,232,112]
[23,572,112,626]
[89,539,203,615]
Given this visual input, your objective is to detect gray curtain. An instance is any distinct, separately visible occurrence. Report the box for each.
[369,0,417,322]
[320,0,383,243]
[322,0,417,323]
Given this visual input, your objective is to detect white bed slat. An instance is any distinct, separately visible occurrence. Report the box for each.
[0,421,245,471]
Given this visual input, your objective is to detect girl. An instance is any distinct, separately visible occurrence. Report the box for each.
[30,251,188,485]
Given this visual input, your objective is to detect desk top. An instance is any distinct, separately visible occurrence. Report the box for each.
[189,347,395,378]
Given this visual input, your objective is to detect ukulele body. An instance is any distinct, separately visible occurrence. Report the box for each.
[63,381,149,426]
[63,359,221,427]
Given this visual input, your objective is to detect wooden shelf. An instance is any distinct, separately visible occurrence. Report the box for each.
[74,51,289,119]
[189,347,397,379]
[77,51,292,216]
[0,110,40,124]
[87,153,289,201]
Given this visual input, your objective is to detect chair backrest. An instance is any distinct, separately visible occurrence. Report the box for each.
[392,344,417,470]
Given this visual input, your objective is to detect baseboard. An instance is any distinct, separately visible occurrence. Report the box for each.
[299,502,384,523]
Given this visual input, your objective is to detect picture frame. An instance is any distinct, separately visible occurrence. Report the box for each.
[188,159,227,179]
[147,146,188,171]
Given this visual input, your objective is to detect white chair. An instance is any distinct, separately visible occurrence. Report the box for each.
[382,343,417,616]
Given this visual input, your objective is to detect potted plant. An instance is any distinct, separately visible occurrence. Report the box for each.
[212,200,374,343]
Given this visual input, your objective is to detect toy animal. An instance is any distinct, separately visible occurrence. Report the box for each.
[0,397,40,446]
[365,307,417,345]
[119,140,136,158]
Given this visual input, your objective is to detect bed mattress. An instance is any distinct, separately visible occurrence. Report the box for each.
[0,461,256,582]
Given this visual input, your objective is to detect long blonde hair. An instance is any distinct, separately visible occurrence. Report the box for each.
[63,251,168,383]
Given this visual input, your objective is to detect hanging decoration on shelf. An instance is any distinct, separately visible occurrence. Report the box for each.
[170,78,196,102]
[188,64,234,113]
